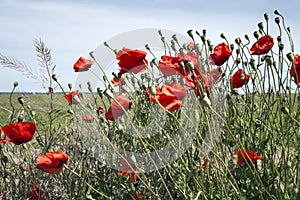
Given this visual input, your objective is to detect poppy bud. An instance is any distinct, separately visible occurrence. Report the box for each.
[200,94,211,107]
[18,114,24,122]
[183,43,188,50]
[18,97,24,105]
[230,44,234,51]
[209,45,213,52]
[220,33,226,39]
[265,56,273,65]
[274,10,280,15]
[145,44,150,50]
[200,35,206,43]
[275,17,280,24]
[158,30,163,37]
[258,22,264,30]
[172,34,178,43]
[30,110,35,117]
[286,53,294,62]
[13,81,19,88]
[264,13,269,21]
[68,83,72,91]
[281,106,289,115]
[103,41,109,48]
[253,31,259,39]
[187,30,194,40]
[202,29,207,36]
[87,81,93,93]
[249,59,256,69]
[235,58,241,65]
[178,61,185,69]
[103,89,114,99]
[244,35,250,42]
[149,85,157,96]
[287,27,291,33]
[52,74,58,81]
[195,44,202,54]
[235,38,241,45]
[187,62,194,71]
[279,43,284,51]
[67,109,74,115]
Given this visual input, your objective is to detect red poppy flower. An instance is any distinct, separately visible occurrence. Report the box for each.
[64,91,81,105]
[209,43,232,66]
[230,69,250,88]
[36,151,68,174]
[145,85,182,112]
[157,55,184,76]
[166,82,186,100]
[73,57,94,72]
[105,95,132,121]
[97,106,105,115]
[29,185,44,200]
[81,116,94,123]
[210,68,224,84]
[119,157,138,183]
[178,51,199,68]
[250,35,274,55]
[111,76,125,87]
[117,47,148,74]
[1,122,36,145]
[231,148,262,165]
[290,54,300,84]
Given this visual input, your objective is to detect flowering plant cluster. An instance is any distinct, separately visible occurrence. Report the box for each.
[0,10,299,199]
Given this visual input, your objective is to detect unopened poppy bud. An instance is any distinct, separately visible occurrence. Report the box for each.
[274,10,280,15]
[183,43,188,50]
[178,61,185,69]
[275,17,280,24]
[253,31,259,39]
[149,85,157,96]
[18,97,24,105]
[286,53,294,62]
[264,13,269,21]
[200,94,211,108]
[258,22,264,30]
[235,38,241,45]
[18,114,24,122]
[208,45,213,52]
[250,58,256,69]
[235,58,241,65]
[230,44,234,51]
[244,35,250,42]
[202,29,207,36]
[145,44,150,50]
[103,75,107,82]
[172,34,178,43]
[158,30,163,37]
[195,44,202,54]
[265,56,273,65]
[287,27,291,33]
[68,83,72,91]
[30,110,35,116]
[103,89,114,99]
[187,30,194,40]
[67,109,74,115]
[281,106,289,115]
[220,33,226,39]
[200,35,206,43]
[277,36,282,42]
[187,62,194,71]
[52,74,58,81]
[87,81,92,93]
[279,43,284,51]
[103,41,109,48]
[13,81,18,87]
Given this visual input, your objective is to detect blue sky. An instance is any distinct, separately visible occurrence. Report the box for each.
[1,0,300,92]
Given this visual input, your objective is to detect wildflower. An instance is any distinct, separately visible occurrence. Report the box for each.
[73,57,94,72]
[64,91,81,105]
[28,184,44,200]
[111,76,125,87]
[250,35,274,55]
[157,55,184,76]
[117,47,148,74]
[290,54,300,84]
[36,151,68,174]
[178,51,199,68]
[81,115,94,123]
[209,43,232,66]
[145,85,182,112]
[210,68,224,84]
[165,82,186,100]
[119,157,138,183]
[0,122,36,145]
[97,106,105,114]
[230,69,250,88]
[105,95,132,121]
[231,148,262,165]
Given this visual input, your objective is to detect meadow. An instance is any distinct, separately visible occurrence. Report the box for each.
[0,10,300,200]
